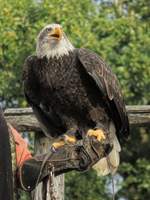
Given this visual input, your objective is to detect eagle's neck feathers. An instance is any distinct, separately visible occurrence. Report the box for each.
[36,36,75,59]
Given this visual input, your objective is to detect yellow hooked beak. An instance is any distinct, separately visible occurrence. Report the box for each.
[48,27,62,40]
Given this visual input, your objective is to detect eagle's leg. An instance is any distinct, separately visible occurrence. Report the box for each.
[87,129,106,141]
[52,129,78,149]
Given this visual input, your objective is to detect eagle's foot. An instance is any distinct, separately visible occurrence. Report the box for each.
[87,129,106,141]
[63,134,76,143]
[52,130,77,149]
[52,140,66,149]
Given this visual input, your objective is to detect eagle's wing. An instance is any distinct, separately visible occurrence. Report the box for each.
[78,48,129,141]
[23,55,63,138]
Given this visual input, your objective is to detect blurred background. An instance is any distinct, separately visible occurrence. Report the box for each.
[0,0,150,199]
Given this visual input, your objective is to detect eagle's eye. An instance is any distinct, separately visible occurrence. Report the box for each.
[46,27,52,32]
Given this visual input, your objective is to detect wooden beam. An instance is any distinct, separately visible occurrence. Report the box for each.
[4,105,150,132]
[126,105,150,127]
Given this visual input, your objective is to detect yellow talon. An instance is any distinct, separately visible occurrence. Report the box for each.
[52,141,65,149]
[87,129,106,141]
[64,135,76,143]
[52,134,76,149]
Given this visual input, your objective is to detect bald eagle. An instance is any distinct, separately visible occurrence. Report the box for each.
[23,24,129,175]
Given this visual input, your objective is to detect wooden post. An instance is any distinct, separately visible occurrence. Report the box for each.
[4,105,150,200]
[32,133,64,200]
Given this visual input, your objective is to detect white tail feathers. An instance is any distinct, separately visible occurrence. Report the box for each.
[93,121,121,176]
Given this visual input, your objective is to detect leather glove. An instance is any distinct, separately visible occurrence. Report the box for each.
[18,135,111,191]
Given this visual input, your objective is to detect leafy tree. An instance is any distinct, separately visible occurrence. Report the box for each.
[0,0,149,199]
[65,170,110,200]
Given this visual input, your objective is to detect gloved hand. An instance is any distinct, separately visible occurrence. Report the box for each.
[18,134,111,191]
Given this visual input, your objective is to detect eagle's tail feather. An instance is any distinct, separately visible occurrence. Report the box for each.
[93,121,121,176]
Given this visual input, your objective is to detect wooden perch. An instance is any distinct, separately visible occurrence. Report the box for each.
[4,105,150,132]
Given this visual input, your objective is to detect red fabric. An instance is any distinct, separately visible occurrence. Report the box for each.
[9,125,32,167]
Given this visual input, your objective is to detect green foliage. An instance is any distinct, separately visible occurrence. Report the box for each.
[65,170,110,200]
[0,0,150,199]
[18,189,30,200]
[118,159,150,199]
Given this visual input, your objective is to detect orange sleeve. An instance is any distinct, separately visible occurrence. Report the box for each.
[9,125,32,168]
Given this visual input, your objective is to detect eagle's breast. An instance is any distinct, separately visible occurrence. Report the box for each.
[33,50,109,130]
[35,52,85,109]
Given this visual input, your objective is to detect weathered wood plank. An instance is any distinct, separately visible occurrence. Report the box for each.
[126,105,150,113]
[4,105,150,131]
[32,134,64,200]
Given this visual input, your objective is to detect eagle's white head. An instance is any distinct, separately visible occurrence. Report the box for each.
[36,23,74,59]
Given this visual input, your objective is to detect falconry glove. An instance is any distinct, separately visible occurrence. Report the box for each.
[18,135,111,191]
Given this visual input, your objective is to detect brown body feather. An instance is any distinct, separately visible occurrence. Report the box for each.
[23,48,129,140]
